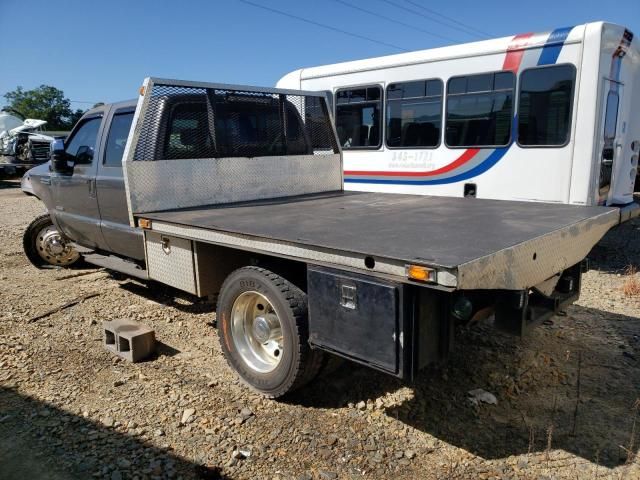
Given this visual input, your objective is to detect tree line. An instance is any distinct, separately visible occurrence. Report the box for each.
[2,85,101,131]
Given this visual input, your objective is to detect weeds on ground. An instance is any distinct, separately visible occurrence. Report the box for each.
[621,266,640,297]
[621,399,640,465]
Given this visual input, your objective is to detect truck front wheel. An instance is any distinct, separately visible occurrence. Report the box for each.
[23,214,81,268]
[217,266,323,398]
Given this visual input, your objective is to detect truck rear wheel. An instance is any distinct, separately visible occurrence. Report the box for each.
[23,214,81,268]
[217,266,323,398]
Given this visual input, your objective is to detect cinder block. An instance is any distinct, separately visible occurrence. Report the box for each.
[103,319,155,363]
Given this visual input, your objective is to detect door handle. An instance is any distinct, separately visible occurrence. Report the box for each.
[87,179,96,198]
[40,177,51,185]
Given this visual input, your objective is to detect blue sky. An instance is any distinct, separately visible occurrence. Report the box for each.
[1,0,638,109]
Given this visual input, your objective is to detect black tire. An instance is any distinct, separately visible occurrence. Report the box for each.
[217,266,324,398]
[23,214,81,268]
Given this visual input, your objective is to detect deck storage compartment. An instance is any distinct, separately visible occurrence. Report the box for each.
[145,231,197,294]
[307,266,403,374]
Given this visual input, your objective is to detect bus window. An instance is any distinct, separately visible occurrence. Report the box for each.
[386,79,443,148]
[518,64,575,147]
[445,71,514,147]
[335,86,382,149]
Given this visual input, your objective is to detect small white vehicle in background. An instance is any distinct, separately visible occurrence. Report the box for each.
[278,21,640,212]
[0,111,54,177]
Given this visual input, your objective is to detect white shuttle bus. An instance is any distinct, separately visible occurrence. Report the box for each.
[277,22,640,208]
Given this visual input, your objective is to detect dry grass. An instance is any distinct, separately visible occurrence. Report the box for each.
[626,399,640,465]
[621,266,640,297]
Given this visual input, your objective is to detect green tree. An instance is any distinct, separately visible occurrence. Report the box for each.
[3,85,84,130]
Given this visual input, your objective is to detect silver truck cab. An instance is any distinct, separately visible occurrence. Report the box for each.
[22,100,144,264]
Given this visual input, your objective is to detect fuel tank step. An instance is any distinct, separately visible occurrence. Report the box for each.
[78,248,148,280]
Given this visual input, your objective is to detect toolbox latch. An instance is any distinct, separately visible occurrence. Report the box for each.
[340,284,357,310]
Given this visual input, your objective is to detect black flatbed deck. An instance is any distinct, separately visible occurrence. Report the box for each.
[142,191,617,270]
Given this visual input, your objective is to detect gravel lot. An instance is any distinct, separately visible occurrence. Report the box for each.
[1,179,639,480]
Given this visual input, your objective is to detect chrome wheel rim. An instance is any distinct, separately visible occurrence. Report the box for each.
[231,291,283,373]
[36,225,80,266]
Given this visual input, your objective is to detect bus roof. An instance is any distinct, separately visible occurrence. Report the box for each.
[291,22,627,82]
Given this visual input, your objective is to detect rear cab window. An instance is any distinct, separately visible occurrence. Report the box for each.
[104,110,134,167]
[161,93,315,159]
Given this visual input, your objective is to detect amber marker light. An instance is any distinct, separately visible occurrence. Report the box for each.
[138,218,152,229]
[139,86,146,96]
[406,264,436,283]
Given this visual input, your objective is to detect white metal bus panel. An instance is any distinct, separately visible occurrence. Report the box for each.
[569,23,606,206]
[277,22,640,207]
[597,24,640,205]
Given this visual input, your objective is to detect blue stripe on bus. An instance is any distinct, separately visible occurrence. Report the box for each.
[537,26,573,65]
[345,147,509,186]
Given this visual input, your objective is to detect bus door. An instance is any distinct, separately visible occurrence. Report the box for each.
[598,78,628,204]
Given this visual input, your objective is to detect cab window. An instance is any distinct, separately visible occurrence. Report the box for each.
[163,96,312,159]
[104,111,134,167]
[164,102,213,159]
[65,117,102,164]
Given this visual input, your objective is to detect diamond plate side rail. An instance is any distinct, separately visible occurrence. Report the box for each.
[127,154,342,214]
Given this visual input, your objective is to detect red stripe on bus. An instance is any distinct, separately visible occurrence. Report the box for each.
[344,148,480,177]
[502,32,535,72]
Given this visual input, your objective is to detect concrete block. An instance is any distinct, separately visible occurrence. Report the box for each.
[103,319,155,363]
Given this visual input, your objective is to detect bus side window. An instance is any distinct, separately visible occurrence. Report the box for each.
[386,79,443,149]
[445,71,515,148]
[517,64,576,147]
[335,85,382,149]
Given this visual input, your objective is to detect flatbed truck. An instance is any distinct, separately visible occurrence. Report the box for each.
[21,78,629,397]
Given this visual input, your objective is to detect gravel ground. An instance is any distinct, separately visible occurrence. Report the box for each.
[0,178,639,480]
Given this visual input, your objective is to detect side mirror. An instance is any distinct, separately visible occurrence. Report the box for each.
[75,145,93,164]
[50,139,72,174]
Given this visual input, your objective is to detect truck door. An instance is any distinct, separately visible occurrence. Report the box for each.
[96,106,145,260]
[52,114,109,249]
[598,79,630,204]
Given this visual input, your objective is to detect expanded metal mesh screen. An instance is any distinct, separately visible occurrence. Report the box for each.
[133,83,339,161]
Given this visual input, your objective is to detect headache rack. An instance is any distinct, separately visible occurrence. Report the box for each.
[122,77,342,224]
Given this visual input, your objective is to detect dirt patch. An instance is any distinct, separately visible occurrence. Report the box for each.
[0,180,639,479]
